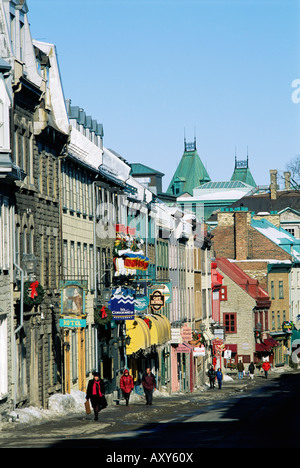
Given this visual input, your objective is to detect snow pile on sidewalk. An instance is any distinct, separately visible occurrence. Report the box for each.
[223,374,233,382]
[2,387,171,428]
[3,390,86,427]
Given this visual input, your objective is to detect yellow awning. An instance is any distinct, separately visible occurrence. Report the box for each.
[158,313,171,341]
[145,314,171,345]
[126,317,151,355]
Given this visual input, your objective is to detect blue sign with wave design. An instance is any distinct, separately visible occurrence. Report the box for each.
[109,287,135,320]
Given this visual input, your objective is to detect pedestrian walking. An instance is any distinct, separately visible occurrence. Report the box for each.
[262,361,271,378]
[120,369,134,406]
[86,372,107,421]
[142,368,156,405]
[248,362,255,379]
[216,368,223,389]
[237,361,244,379]
[208,365,216,388]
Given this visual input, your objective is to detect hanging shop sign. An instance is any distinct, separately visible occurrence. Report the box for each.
[224,349,232,359]
[193,346,206,357]
[113,228,149,278]
[170,328,182,344]
[149,289,165,311]
[181,324,193,342]
[134,296,149,312]
[148,282,172,304]
[109,287,135,320]
[282,321,295,332]
[212,338,224,356]
[60,281,86,316]
[134,281,149,311]
[59,317,87,328]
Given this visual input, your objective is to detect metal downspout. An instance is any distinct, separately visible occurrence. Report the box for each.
[12,206,24,409]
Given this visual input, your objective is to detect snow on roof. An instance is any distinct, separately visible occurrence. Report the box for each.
[251,218,300,261]
[179,188,251,202]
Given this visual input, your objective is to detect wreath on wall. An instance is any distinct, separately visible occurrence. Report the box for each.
[95,305,113,326]
[23,280,45,307]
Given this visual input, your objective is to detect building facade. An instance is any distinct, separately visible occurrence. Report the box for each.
[0,0,217,421]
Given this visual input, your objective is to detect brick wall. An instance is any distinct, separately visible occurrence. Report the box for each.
[213,210,292,266]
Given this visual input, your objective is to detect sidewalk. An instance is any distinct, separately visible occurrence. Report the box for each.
[0,367,292,431]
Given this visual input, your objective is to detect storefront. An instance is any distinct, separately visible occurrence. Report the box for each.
[170,323,195,393]
[254,337,280,366]
[125,313,171,392]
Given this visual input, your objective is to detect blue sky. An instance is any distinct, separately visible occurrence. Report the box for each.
[27,0,300,191]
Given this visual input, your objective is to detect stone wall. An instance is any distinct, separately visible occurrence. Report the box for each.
[220,272,256,360]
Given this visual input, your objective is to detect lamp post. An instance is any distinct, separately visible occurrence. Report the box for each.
[21,253,37,282]
[199,323,206,385]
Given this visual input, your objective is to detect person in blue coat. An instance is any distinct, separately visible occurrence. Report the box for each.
[216,368,223,389]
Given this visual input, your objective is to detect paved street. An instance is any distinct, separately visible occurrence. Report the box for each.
[1,369,299,451]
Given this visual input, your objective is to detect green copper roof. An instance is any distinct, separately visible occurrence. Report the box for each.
[230,157,256,187]
[197,180,249,190]
[167,140,211,196]
[130,163,164,176]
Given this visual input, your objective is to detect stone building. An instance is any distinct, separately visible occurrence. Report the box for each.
[227,169,300,239]
[0,1,215,417]
[215,257,273,367]
[0,0,70,412]
[0,48,25,417]
[212,208,300,364]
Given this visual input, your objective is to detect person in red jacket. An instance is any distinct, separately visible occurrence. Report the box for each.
[120,369,134,406]
[262,361,271,378]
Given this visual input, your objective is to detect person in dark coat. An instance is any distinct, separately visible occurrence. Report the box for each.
[208,366,216,388]
[237,361,244,379]
[142,368,156,405]
[86,372,107,420]
[248,362,255,379]
[120,369,134,406]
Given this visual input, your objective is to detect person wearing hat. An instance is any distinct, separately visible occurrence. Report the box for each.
[120,369,134,406]
[86,372,107,420]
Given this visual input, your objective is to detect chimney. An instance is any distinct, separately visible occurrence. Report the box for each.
[284,171,291,190]
[270,170,278,200]
[234,209,251,260]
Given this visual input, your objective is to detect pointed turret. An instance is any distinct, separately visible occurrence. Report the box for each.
[231,150,256,187]
[167,137,211,196]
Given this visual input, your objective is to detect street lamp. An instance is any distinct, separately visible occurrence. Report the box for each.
[22,253,37,281]
[101,287,111,302]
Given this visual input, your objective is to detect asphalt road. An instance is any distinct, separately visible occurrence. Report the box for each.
[1,369,300,452]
